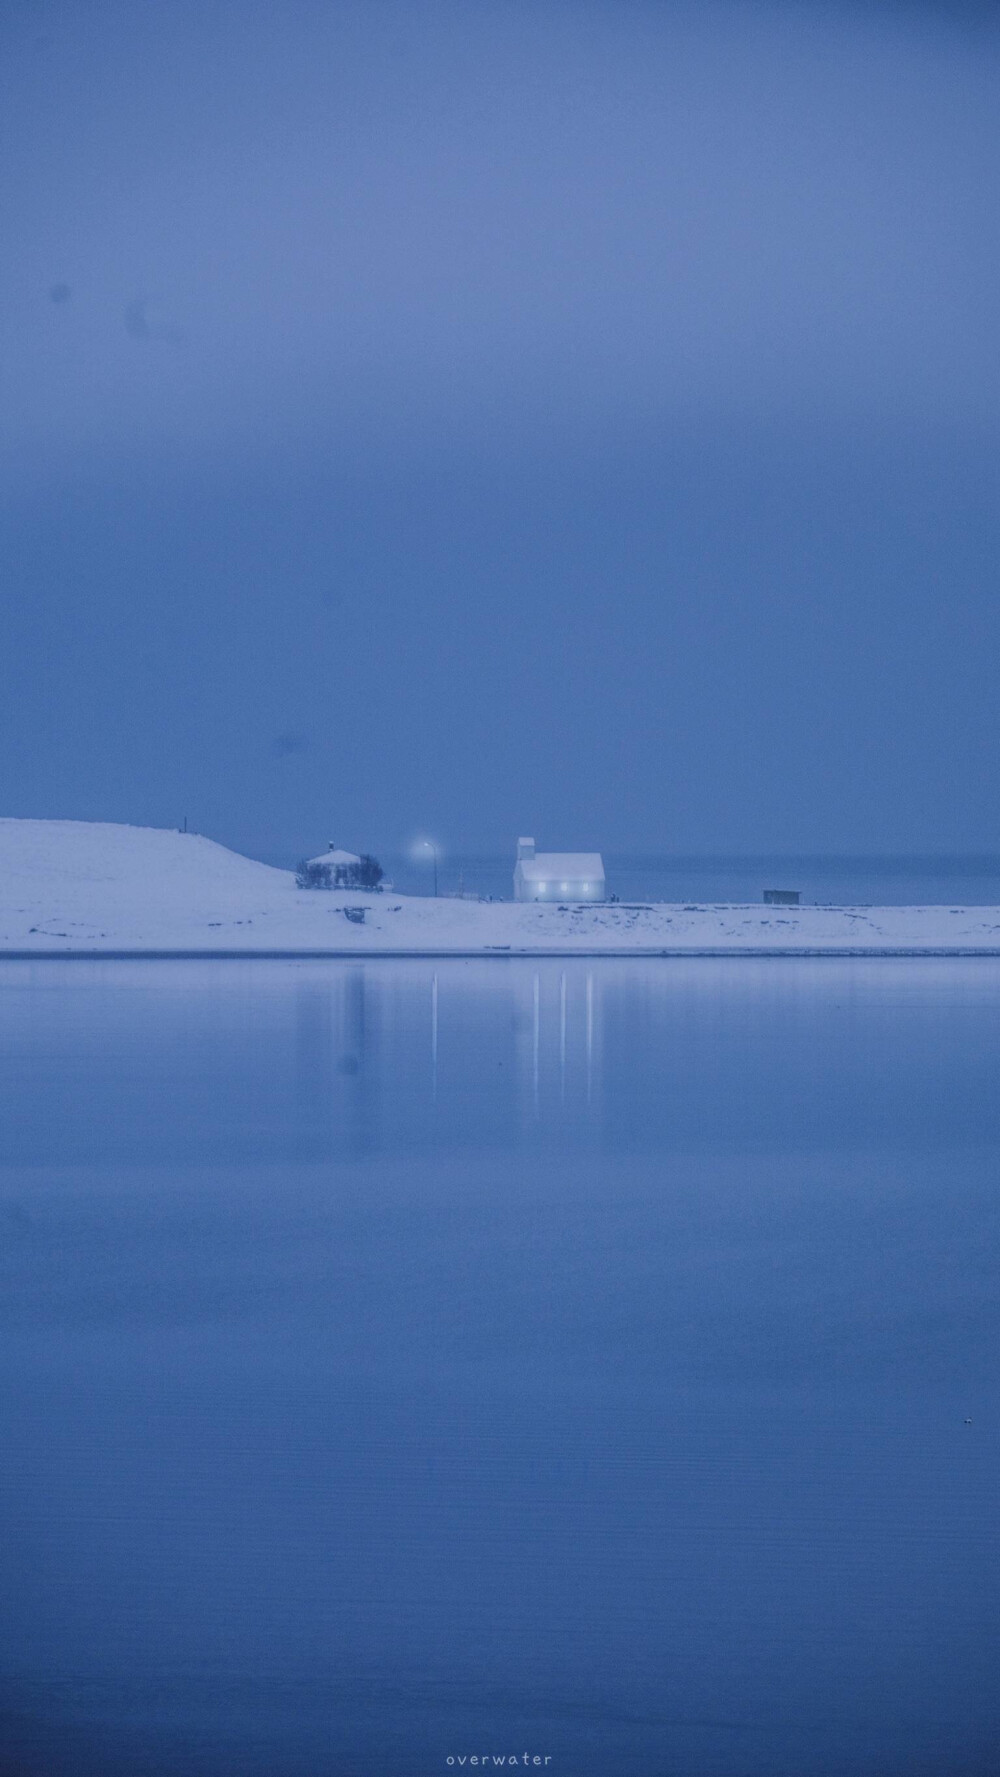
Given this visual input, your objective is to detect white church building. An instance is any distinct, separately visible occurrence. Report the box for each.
[513,838,605,903]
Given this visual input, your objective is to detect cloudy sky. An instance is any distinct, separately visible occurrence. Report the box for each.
[2,0,997,860]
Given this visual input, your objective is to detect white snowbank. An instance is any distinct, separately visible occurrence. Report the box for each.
[2,819,1000,955]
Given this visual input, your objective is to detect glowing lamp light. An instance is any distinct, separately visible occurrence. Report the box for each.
[410,837,441,895]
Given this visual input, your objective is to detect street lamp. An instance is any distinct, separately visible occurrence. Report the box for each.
[419,839,439,897]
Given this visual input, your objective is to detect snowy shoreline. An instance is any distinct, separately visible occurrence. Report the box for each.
[5,948,1000,961]
[3,819,1000,958]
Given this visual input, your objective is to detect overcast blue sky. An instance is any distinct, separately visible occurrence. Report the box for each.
[2,0,997,862]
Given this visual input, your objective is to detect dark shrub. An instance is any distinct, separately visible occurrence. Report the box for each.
[351,854,384,891]
[295,859,333,889]
[296,854,383,891]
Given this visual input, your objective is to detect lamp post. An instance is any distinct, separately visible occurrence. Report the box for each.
[420,840,439,896]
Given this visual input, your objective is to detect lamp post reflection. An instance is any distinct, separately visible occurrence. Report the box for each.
[431,972,438,1102]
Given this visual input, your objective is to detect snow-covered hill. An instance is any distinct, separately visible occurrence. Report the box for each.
[2,820,1000,954]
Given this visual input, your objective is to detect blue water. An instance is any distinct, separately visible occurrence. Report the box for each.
[1,959,998,1776]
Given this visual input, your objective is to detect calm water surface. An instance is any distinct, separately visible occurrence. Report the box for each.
[1,959,998,1776]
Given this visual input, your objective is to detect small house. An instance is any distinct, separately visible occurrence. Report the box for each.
[299,843,385,890]
[308,844,362,886]
[513,837,605,903]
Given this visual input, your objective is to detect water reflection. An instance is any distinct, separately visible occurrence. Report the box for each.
[0,959,998,1775]
[2,956,999,1165]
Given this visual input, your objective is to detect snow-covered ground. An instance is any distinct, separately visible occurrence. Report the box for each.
[3,819,1000,955]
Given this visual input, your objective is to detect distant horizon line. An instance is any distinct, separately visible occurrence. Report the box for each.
[8,821,1000,867]
[254,846,1000,870]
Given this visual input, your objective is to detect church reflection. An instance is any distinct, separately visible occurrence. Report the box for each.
[3,956,998,1170]
[293,960,608,1158]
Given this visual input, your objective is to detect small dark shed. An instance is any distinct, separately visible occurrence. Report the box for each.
[763,889,800,905]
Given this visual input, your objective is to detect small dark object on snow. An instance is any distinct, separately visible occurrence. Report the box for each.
[343,906,366,924]
[763,889,800,905]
